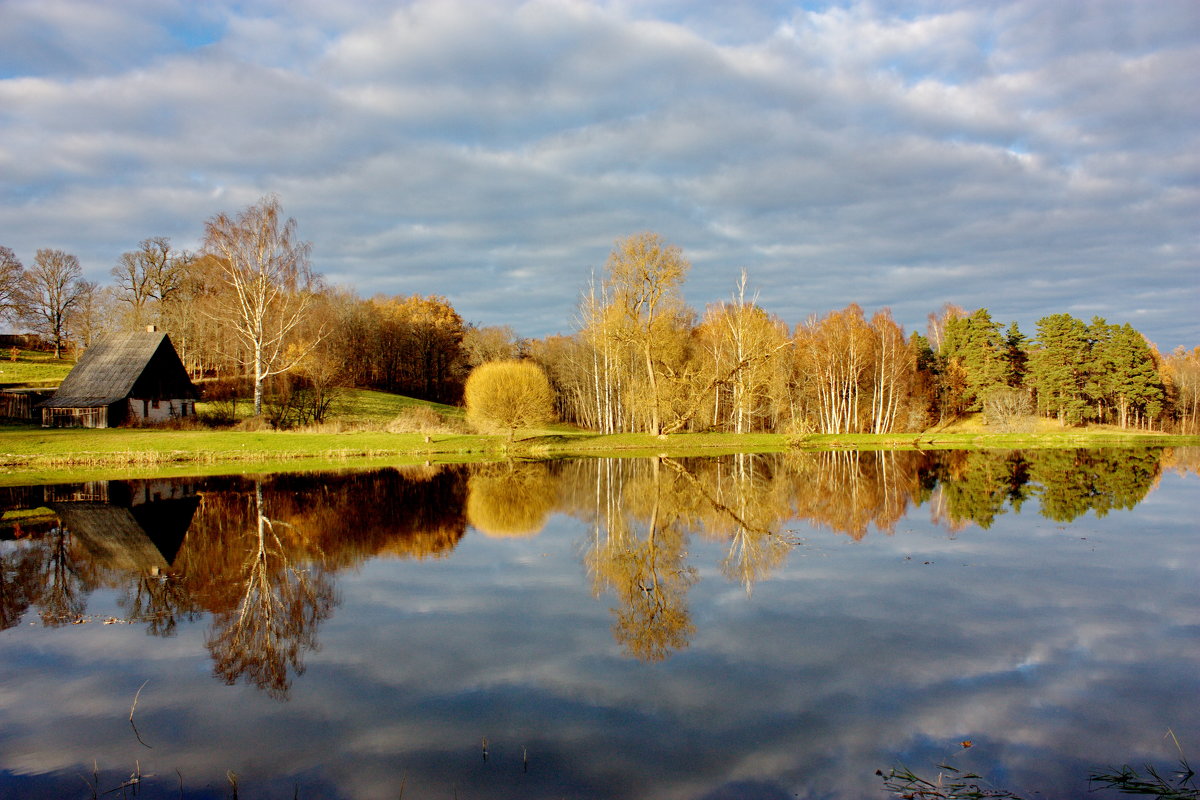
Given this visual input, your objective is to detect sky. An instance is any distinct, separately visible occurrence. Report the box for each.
[1,0,1197,349]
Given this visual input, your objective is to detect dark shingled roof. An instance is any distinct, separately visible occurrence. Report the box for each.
[39,331,197,409]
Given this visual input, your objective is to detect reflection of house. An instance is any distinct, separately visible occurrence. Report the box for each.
[47,481,200,573]
[37,328,198,428]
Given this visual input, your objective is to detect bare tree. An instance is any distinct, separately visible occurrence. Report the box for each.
[0,246,23,323]
[67,280,118,350]
[202,195,324,415]
[462,324,523,368]
[22,248,87,358]
[111,236,184,329]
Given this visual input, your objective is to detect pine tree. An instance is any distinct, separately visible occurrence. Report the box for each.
[1030,313,1091,425]
[1092,322,1165,428]
[937,308,1009,413]
[1004,321,1028,388]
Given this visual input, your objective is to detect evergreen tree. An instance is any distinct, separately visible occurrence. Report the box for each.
[1030,313,1091,425]
[1004,321,1028,388]
[937,308,1009,413]
[1092,322,1165,428]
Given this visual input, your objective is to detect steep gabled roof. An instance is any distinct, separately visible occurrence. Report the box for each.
[39,331,197,409]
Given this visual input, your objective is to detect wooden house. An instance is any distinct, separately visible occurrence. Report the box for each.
[38,328,198,428]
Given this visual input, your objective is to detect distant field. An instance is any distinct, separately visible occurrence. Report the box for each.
[0,349,74,386]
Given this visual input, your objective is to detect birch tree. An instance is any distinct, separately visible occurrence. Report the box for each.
[602,233,692,435]
[202,196,323,415]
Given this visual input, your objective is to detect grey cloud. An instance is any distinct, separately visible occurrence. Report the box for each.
[0,0,1195,346]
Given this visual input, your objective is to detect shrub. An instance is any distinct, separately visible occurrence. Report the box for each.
[982,387,1035,433]
[464,360,555,436]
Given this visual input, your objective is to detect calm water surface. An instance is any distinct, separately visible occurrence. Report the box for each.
[0,449,1197,799]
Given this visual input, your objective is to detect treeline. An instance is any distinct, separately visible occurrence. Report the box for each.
[0,198,520,416]
[3,211,1197,433]
[530,233,1197,434]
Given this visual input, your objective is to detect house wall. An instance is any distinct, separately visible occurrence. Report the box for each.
[0,392,32,420]
[127,397,195,424]
[42,406,108,428]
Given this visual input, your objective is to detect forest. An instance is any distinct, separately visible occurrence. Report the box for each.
[2,197,1197,435]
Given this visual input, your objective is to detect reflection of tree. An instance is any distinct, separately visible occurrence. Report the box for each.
[119,574,201,637]
[466,462,556,537]
[931,450,1031,530]
[259,467,468,564]
[0,543,43,630]
[922,448,1163,527]
[1027,449,1161,522]
[36,527,88,626]
[585,459,697,662]
[1162,446,1200,477]
[786,450,928,539]
[665,455,792,592]
[205,483,337,700]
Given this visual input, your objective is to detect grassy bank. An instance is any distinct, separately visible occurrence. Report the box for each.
[2,417,1196,486]
[3,387,1196,484]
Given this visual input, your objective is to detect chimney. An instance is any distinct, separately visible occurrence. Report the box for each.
[146,325,158,333]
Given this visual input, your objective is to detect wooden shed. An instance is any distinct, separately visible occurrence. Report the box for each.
[38,329,198,428]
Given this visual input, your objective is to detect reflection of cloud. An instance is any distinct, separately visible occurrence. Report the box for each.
[0,468,1196,798]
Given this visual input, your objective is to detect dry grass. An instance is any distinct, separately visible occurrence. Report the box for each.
[386,405,471,435]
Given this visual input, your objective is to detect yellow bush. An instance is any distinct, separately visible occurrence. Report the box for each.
[464,359,555,435]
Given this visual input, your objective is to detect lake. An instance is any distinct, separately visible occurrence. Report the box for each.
[1,448,1197,799]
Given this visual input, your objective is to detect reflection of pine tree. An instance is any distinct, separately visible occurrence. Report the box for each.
[933,451,1031,530]
[205,483,337,700]
[1029,449,1162,522]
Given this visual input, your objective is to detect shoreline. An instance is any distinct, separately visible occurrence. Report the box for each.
[2,423,1196,486]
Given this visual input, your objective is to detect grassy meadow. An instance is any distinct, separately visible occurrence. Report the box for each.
[0,349,75,387]
[2,363,1197,485]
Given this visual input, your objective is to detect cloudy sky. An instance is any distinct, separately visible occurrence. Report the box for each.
[1,0,1197,348]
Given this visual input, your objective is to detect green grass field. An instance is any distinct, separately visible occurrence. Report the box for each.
[2,385,1196,486]
[0,349,75,387]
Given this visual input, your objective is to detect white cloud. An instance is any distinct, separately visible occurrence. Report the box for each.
[0,0,1195,346]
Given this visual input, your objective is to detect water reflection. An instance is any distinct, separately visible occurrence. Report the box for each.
[0,448,1197,799]
[0,466,469,698]
[467,461,557,537]
[582,458,699,661]
[0,447,1193,681]
[203,483,338,699]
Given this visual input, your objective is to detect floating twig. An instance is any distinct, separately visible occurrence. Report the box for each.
[128,680,152,749]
